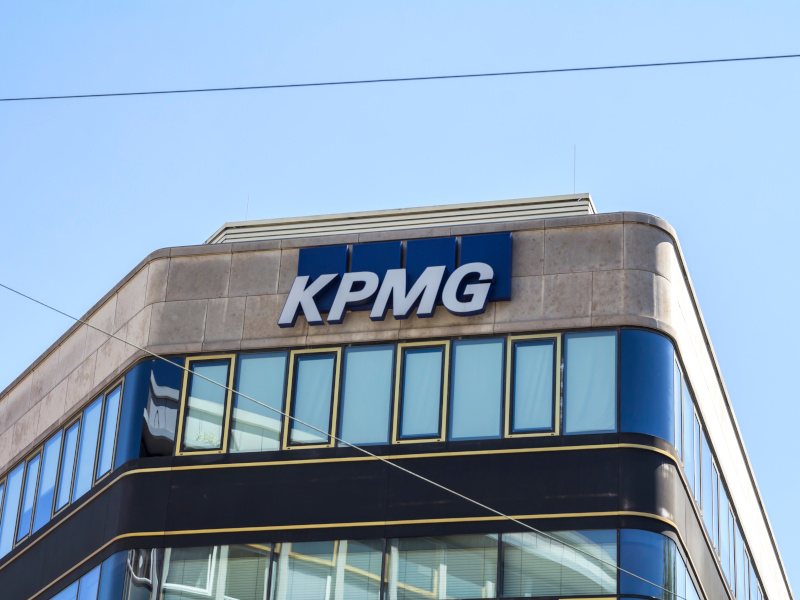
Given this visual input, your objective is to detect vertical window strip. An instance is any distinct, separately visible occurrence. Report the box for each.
[95,384,123,480]
[449,338,504,440]
[505,335,560,437]
[393,342,449,443]
[55,419,81,513]
[32,430,63,534]
[15,452,41,543]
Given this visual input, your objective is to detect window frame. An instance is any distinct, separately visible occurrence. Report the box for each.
[392,340,450,444]
[53,416,82,516]
[94,379,125,484]
[176,354,237,456]
[162,545,218,596]
[504,333,561,438]
[13,448,43,545]
[282,347,343,450]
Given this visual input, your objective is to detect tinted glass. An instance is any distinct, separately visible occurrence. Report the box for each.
[232,352,287,452]
[450,339,504,440]
[181,360,230,452]
[224,544,271,600]
[340,346,394,445]
[289,353,336,445]
[16,454,41,541]
[502,530,616,597]
[50,581,78,600]
[391,535,497,599]
[702,433,714,536]
[673,361,682,458]
[399,346,444,439]
[682,383,695,497]
[33,431,62,533]
[720,489,732,585]
[0,463,24,556]
[77,564,101,600]
[564,332,616,434]
[620,529,680,599]
[511,339,555,433]
[72,397,103,501]
[620,329,674,443]
[96,386,122,479]
[736,525,746,600]
[56,421,80,511]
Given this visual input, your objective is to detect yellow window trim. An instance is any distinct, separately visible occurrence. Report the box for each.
[175,354,237,456]
[392,340,450,444]
[282,347,342,450]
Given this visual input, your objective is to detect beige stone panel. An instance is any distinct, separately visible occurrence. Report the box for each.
[37,379,68,437]
[398,304,496,339]
[0,428,13,471]
[357,227,450,243]
[450,222,521,236]
[166,254,231,301]
[84,297,118,357]
[125,305,152,351]
[654,273,676,325]
[114,265,149,331]
[93,333,130,390]
[229,251,281,297]
[494,276,544,325]
[204,297,246,348]
[229,239,282,253]
[591,270,624,317]
[511,230,544,277]
[66,352,98,410]
[542,272,593,320]
[544,224,623,274]
[148,300,208,347]
[306,310,400,346]
[0,373,34,437]
[280,234,359,249]
[145,258,170,305]
[30,350,61,408]
[57,324,88,383]
[277,249,299,294]
[622,270,657,320]
[243,294,308,342]
[11,404,40,456]
[623,223,678,281]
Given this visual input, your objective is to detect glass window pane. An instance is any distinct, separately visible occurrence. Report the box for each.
[56,421,80,511]
[701,432,713,538]
[511,339,555,433]
[224,544,271,600]
[164,546,215,595]
[693,413,702,502]
[51,581,78,600]
[33,431,62,533]
[72,397,103,502]
[682,383,695,497]
[674,361,682,459]
[77,564,101,600]
[181,360,231,452]
[720,489,731,585]
[96,386,122,479]
[620,529,679,599]
[564,332,617,434]
[450,339,504,440]
[390,535,497,600]
[340,346,394,445]
[16,454,41,542]
[0,463,24,556]
[232,353,288,452]
[736,525,746,600]
[502,530,616,597]
[399,346,444,439]
[289,353,336,445]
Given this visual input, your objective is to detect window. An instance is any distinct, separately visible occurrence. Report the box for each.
[15,453,41,542]
[701,432,714,535]
[285,349,341,448]
[502,530,616,597]
[224,544,272,600]
[673,360,683,459]
[76,564,101,600]
[693,412,702,503]
[395,342,448,442]
[72,396,103,502]
[620,529,680,599]
[232,352,288,452]
[55,420,80,512]
[33,431,62,533]
[563,331,616,434]
[719,488,732,585]
[735,524,746,600]
[0,463,24,557]
[449,338,504,440]
[506,336,559,436]
[178,356,235,454]
[711,462,720,550]
[163,546,217,596]
[389,535,497,600]
[339,346,394,445]
[95,385,122,480]
[682,383,695,497]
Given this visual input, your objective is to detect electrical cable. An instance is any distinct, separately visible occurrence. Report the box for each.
[0,280,687,598]
[0,52,798,103]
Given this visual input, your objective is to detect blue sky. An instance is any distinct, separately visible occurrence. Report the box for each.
[1,1,798,591]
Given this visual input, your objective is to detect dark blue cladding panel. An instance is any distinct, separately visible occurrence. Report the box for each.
[459,233,512,301]
[297,245,348,312]
[351,241,402,276]
[406,237,457,282]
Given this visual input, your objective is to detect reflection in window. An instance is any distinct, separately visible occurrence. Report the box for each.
[673,360,683,459]
[510,338,556,433]
[224,545,271,600]
[340,346,394,445]
[56,421,80,511]
[96,386,122,479]
[398,346,445,440]
[682,383,695,498]
[232,352,287,452]
[33,431,62,533]
[15,453,41,542]
[288,352,337,446]
[76,564,101,600]
[450,339,504,440]
[389,535,497,600]
[563,332,616,434]
[164,546,216,597]
[701,432,714,538]
[502,530,616,597]
[181,360,231,452]
[0,463,24,556]
[72,397,103,501]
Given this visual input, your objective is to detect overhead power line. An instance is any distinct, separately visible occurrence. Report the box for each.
[0,279,684,598]
[1,52,799,103]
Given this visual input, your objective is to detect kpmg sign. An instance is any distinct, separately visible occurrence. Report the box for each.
[279,233,512,327]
